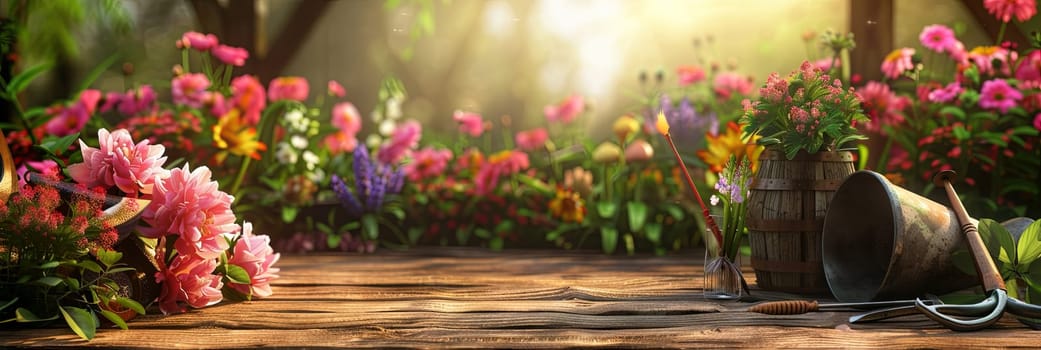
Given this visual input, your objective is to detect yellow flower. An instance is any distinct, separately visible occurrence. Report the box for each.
[591,142,622,164]
[655,111,670,135]
[697,121,762,173]
[612,114,641,142]
[212,108,267,164]
[549,188,586,223]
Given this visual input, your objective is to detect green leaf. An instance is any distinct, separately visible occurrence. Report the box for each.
[316,222,333,234]
[35,276,64,288]
[78,260,102,273]
[96,248,123,268]
[16,307,58,323]
[597,202,618,219]
[663,204,685,221]
[38,133,81,155]
[645,223,662,244]
[626,202,648,232]
[0,298,17,313]
[77,53,120,92]
[979,219,1015,264]
[225,264,251,285]
[388,206,406,221]
[105,267,136,275]
[408,227,423,245]
[115,297,145,315]
[37,261,60,269]
[60,306,97,340]
[1018,220,1041,266]
[6,62,53,94]
[281,206,299,223]
[601,227,618,254]
[939,106,966,120]
[98,309,128,330]
[362,215,380,241]
[64,277,80,291]
[951,124,970,141]
[474,228,491,239]
[489,237,504,251]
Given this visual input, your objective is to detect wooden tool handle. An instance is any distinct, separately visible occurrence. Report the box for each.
[934,170,1006,292]
[747,300,818,315]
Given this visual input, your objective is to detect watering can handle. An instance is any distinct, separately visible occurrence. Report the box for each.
[934,170,1006,293]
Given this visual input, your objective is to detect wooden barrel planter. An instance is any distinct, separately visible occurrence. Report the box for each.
[746,148,855,295]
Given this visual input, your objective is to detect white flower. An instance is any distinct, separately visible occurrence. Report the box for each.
[308,168,325,183]
[275,142,298,164]
[710,194,720,206]
[284,109,309,132]
[302,150,319,170]
[378,119,396,136]
[290,135,309,149]
[366,134,382,148]
[370,110,383,123]
[386,97,403,120]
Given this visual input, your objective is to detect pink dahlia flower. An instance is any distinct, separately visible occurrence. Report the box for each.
[44,89,101,137]
[984,0,1037,23]
[676,65,706,87]
[377,120,422,165]
[979,79,1023,114]
[172,73,211,109]
[176,31,219,51]
[514,128,549,152]
[927,82,964,103]
[1016,50,1041,88]
[155,252,223,315]
[404,147,453,182]
[142,164,238,259]
[230,75,267,124]
[212,44,249,66]
[328,80,346,98]
[227,222,280,298]
[881,48,915,80]
[919,25,957,53]
[67,128,169,195]
[331,102,362,134]
[855,81,910,134]
[267,76,309,102]
[544,94,585,124]
[453,110,485,137]
[712,72,754,100]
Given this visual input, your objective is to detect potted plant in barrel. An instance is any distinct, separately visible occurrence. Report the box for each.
[740,60,867,294]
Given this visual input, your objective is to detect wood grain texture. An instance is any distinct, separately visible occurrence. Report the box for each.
[2,247,1040,348]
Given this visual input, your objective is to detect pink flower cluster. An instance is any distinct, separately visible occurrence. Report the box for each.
[544,94,585,124]
[453,110,486,137]
[984,0,1036,23]
[67,128,170,196]
[404,147,453,181]
[676,65,707,87]
[177,31,249,66]
[474,150,530,195]
[142,164,238,259]
[514,128,548,151]
[268,76,309,102]
[979,79,1023,113]
[759,72,789,103]
[44,89,101,137]
[226,222,281,298]
[881,48,915,80]
[378,120,422,165]
[713,72,754,101]
[324,102,363,154]
[856,82,910,134]
[101,85,157,116]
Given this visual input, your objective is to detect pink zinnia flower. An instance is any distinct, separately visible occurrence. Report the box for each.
[544,94,585,124]
[154,251,223,315]
[267,76,309,102]
[947,40,969,64]
[328,80,346,98]
[230,75,266,124]
[713,72,754,100]
[969,46,1016,76]
[176,31,219,51]
[172,73,211,108]
[453,110,485,137]
[377,120,422,165]
[212,44,249,66]
[227,222,280,298]
[984,0,1037,22]
[928,82,964,103]
[141,164,239,259]
[323,131,358,155]
[881,48,915,80]
[1016,50,1041,88]
[979,79,1023,114]
[404,147,453,181]
[474,150,529,195]
[855,81,910,134]
[67,128,170,195]
[514,128,549,151]
[676,65,706,87]
[44,89,101,137]
[919,25,957,53]
[331,102,362,135]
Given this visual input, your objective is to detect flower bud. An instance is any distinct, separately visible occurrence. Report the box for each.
[592,142,622,164]
[624,139,654,162]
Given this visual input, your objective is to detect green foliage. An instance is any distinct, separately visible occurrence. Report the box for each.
[955,219,1041,304]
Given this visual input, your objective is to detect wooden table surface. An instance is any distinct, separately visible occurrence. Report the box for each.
[2,247,1040,348]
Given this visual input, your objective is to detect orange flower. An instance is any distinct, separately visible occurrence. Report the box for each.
[549,188,586,223]
[212,109,267,164]
[697,121,762,173]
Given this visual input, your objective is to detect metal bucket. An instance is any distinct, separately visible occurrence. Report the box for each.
[822,171,976,302]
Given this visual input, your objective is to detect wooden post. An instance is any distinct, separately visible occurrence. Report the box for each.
[849,0,893,84]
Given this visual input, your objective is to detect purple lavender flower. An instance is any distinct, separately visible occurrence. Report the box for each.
[366,168,386,211]
[354,145,372,200]
[331,174,363,216]
[388,167,405,194]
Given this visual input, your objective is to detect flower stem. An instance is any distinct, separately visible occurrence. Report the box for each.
[996,22,1007,46]
[229,155,252,200]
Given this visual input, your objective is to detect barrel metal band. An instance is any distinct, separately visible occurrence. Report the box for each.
[750,258,823,273]
[758,150,854,162]
[751,178,843,191]
[746,218,824,232]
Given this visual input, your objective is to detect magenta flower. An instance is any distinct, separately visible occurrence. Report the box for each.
[919,25,957,53]
[979,79,1023,114]
[267,76,309,102]
[404,147,453,181]
[212,44,249,66]
[970,46,1016,76]
[141,164,238,259]
[43,89,101,137]
[515,128,549,152]
[984,0,1037,22]
[927,82,964,103]
[176,31,219,51]
[328,80,346,98]
[172,73,211,108]
[676,65,706,87]
[377,120,422,165]
[1016,50,1041,88]
[1034,113,1041,131]
[947,40,969,63]
[154,251,223,315]
[881,48,915,80]
[453,110,485,137]
[712,72,754,100]
[230,75,266,124]
[855,81,910,134]
[67,128,170,195]
[544,94,585,124]
[16,160,59,188]
[227,222,280,299]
